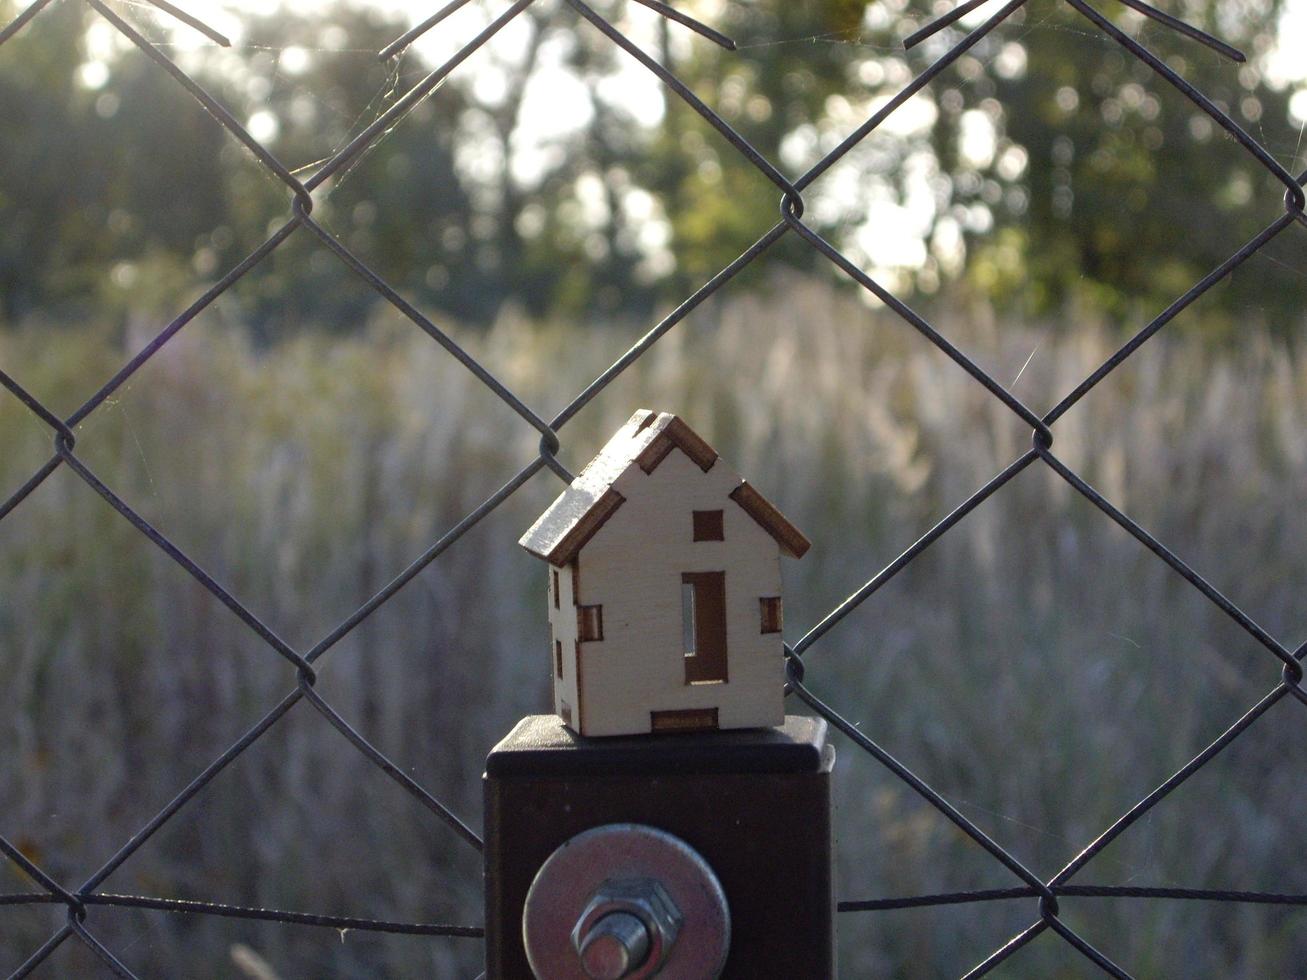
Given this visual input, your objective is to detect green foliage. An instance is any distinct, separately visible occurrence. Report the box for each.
[0,0,228,317]
[654,0,1304,330]
[941,0,1304,328]
[0,0,1302,333]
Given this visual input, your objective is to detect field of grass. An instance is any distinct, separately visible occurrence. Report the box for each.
[1,277,1305,976]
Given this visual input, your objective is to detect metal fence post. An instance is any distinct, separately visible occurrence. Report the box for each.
[482,714,836,978]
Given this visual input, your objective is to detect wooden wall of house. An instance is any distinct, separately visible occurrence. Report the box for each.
[547,558,580,728]
[575,448,785,736]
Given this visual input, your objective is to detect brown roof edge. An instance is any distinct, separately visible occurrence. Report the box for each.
[638,415,718,474]
[635,434,676,474]
[546,489,626,566]
[665,417,718,471]
[729,482,810,559]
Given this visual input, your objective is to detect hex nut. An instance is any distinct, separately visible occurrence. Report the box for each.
[571,879,683,979]
[522,824,731,980]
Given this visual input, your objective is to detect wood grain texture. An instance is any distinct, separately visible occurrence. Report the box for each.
[523,411,809,736]
[570,447,784,735]
[546,558,580,726]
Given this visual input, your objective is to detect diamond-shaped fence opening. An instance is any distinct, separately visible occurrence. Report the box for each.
[1,0,1305,975]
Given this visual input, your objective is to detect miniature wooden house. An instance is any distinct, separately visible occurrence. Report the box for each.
[519,410,809,737]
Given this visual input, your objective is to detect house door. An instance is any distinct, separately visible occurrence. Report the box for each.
[681,571,727,684]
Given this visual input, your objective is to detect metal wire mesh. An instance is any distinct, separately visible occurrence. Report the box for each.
[0,0,1304,976]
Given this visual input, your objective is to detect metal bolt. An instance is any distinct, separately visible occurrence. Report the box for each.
[576,911,650,979]
[570,878,683,980]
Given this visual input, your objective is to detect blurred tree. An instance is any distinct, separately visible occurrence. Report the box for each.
[0,0,1302,332]
[650,0,1304,331]
[928,0,1304,330]
[640,0,875,289]
[0,0,653,327]
[0,0,230,320]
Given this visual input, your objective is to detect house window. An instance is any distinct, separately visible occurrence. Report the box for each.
[693,510,724,541]
[760,596,783,634]
[681,571,727,684]
[555,640,563,678]
[553,570,560,609]
[578,605,604,642]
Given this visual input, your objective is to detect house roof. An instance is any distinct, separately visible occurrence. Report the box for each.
[519,410,810,566]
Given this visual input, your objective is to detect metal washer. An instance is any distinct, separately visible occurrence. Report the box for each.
[522,823,731,979]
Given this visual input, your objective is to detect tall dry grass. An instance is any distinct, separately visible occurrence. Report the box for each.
[1,277,1305,976]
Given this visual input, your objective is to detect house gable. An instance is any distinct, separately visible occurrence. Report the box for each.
[635,416,718,474]
[519,410,809,567]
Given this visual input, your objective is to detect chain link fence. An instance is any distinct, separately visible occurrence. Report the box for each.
[1,0,1305,976]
